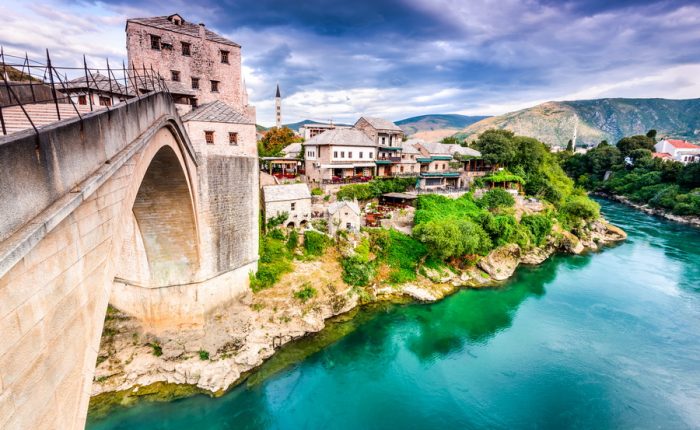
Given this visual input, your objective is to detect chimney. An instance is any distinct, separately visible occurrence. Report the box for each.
[199,23,205,40]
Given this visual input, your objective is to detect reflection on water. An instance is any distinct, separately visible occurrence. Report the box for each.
[88,199,700,430]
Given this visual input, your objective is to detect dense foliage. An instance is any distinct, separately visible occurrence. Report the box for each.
[303,230,331,257]
[250,229,293,292]
[563,137,700,216]
[336,177,415,201]
[258,126,301,157]
[477,188,515,211]
[474,129,576,207]
[340,238,376,286]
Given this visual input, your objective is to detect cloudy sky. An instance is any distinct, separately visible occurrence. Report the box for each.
[2,0,699,126]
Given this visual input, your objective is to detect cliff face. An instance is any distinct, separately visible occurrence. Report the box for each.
[455,98,700,147]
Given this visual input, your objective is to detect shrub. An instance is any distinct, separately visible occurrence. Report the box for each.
[311,219,328,233]
[293,283,317,303]
[336,177,414,201]
[413,218,492,260]
[367,228,391,257]
[266,212,289,229]
[198,350,210,360]
[562,196,600,221]
[341,239,376,286]
[311,187,324,196]
[520,214,553,246]
[286,229,299,251]
[384,230,427,283]
[479,188,516,210]
[304,230,330,257]
[250,233,293,292]
[149,342,162,357]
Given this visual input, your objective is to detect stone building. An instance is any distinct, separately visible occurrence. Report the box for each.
[299,122,350,140]
[262,183,312,228]
[327,200,361,235]
[60,73,133,107]
[355,116,404,177]
[126,13,254,118]
[304,128,377,182]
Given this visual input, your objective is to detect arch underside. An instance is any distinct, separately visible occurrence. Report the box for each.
[115,143,200,287]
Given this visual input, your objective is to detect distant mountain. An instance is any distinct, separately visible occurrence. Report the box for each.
[283,119,352,132]
[396,114,490,136]
[454,98,700,147]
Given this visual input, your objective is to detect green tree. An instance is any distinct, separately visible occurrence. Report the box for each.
[441,136,460,144]
[475,129,518,166]
[566,139,574,152]
[616,135,655,156]
[258,127,300,157]
[646,129,657,140]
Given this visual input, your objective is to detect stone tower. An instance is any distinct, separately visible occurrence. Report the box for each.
[275,83,281,128]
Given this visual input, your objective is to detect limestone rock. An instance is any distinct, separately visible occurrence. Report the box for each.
[478,244,521,281]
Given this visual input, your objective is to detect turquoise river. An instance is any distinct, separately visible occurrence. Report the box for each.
[88,200,700,429]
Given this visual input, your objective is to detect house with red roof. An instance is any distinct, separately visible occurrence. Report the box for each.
[653,139,700,163]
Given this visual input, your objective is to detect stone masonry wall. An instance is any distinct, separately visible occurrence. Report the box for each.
[127,21,243,108]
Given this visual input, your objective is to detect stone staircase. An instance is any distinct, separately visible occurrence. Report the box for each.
[0,103,99,135]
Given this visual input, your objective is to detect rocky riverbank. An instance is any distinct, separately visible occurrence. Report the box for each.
[89,218,626,416]
[593,192,700,228]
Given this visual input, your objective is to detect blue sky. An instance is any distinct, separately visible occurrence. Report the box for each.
[2,0,699,126]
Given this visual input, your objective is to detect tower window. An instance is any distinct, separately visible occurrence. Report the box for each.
[205,131,214,144]
[78,95,87,105]
[291,202,296,211]
[171,70,180,82]
[220,50,229,64]
[181,42,191,56]
[191,77,199,89]
[150,35,161,50]
[211,80,219,92]
[229,132,238,145]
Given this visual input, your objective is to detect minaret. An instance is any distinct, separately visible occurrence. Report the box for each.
[275,83,281,128]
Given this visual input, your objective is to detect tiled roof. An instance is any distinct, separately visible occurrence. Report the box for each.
[357,116,402,132]
[63,72,131,96]
[419,142,481,157]
[263,184,311,202]
[164,80,197,96]
[401,139,423,154]
[282,142,302,156]
[304,128,376,147]
[127,15,241,47]
[182,100,252,124]
[665,139,700,149]
[653,152,672,159]
[328,200,360,215]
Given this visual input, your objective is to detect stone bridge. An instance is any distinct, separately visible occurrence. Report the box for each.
[0,92,259,429]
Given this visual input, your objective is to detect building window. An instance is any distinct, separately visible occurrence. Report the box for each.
[400,166,404,172]
[181,42,191,56]
[228,132,238,145]
[346,222,352,229]
[348,151,352,158]
[191,98,198,107]
[341,151,345,158]
[78,95,87,105]
[381,137,386,145]
[291,202,296,211]
[205,131,214,144]
[171,70,180,82]
[191,77,199,89]
[99,96,111,107]
[334,151,338,158]
[220,50,229,64]
[411,165,414,172]
[211,80,219,92]
[150,35,161,50]
[359,152,363,158]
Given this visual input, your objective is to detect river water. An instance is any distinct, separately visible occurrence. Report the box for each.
[88,200,700,429]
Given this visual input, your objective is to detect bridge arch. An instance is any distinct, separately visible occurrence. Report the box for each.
[113,129,201,288]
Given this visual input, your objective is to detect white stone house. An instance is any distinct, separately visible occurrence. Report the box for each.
[262,183,312,228]
[327,200,361,235]
[60,73,133,107]
[654,139,700,163]
[303,128,378,182]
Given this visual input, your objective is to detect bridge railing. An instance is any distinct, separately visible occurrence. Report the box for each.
[0,47,171,136]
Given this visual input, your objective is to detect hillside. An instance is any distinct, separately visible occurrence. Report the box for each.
[454,98,700,147]
[396,114,489,136]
